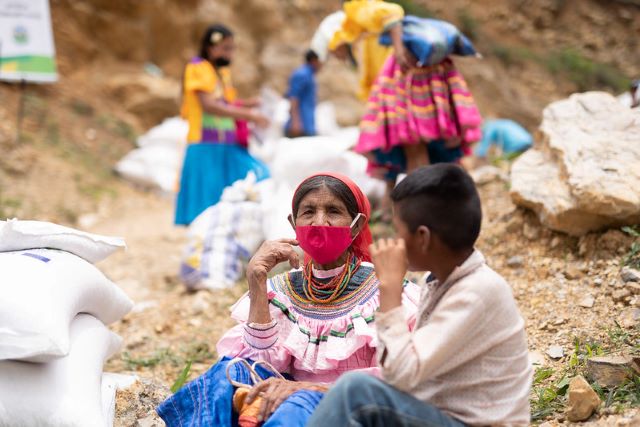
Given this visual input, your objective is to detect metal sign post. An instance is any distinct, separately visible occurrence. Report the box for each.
[15,79,26,144]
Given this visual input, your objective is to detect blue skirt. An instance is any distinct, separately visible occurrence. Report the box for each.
[157,357,324,427]
[174,143,270,226]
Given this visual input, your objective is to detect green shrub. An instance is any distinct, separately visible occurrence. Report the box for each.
[457,9,479,41]
[388,0,433,17]
[545,49,630,92]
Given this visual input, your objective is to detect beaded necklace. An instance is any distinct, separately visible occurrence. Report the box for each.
[300,253,361,304]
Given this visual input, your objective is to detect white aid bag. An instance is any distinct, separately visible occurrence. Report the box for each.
[315,101,340,136]
[0,314,122,427]
[0,249,133,362]
[251,87,290,146]
[114,144,182,194]
[115,117,187,193]
[268,128,381,193]
[135,117,188,148]
[0,219,125,264]
[180,174,265,290]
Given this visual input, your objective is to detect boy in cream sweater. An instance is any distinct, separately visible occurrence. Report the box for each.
[308,164,532,426]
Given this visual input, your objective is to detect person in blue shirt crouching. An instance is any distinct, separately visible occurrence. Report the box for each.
[475,119,533,162]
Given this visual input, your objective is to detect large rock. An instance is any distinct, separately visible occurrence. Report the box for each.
[510,92,640,236]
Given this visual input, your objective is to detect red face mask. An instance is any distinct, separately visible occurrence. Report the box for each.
[295,214,362,264]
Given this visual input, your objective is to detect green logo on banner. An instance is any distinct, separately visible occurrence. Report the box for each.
[13,25,28,44]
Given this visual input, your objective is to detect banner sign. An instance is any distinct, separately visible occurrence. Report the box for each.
[0,0,57,83]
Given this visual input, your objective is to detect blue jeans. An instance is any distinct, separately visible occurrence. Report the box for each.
[307,372,467,427]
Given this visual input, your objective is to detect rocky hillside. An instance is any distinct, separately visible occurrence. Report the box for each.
[50,0,639,128]
[0,0,638,222]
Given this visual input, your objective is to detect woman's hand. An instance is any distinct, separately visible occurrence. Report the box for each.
[394,44,418,73]
[370,238,408,312]
[389,23,418,73]
[242,97,261,108]
[248,239,300,280]
[245,378,328,422]
[246,239,299,324]
[247,239,300,293]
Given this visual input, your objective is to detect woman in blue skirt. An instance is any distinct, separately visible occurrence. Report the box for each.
[175,24,270,225]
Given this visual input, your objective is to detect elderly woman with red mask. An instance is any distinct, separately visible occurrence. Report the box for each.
[158,173,419,427]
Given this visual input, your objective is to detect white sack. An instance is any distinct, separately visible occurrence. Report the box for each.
[115,144,181,193]
[116,117,187,193]
[136,117,188,148]
[315,101,340,136]
[0,249,133,362]
[0,219,125,264]
[0,314,122,427]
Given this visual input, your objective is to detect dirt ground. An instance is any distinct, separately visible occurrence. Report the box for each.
[1,1,637,423]
[83,170,640,426]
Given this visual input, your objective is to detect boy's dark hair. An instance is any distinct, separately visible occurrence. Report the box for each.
[305,49,319,63]
[391,164,482,251]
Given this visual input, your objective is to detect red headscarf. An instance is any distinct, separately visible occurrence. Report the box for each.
[292,172,373,262]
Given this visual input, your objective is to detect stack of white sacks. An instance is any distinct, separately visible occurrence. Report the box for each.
[0,219,134,427]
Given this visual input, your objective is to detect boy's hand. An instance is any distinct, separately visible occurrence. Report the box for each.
[370,238,408,312]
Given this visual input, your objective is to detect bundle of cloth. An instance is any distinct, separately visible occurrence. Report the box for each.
[0,219,134,427]
[180,172,267,291]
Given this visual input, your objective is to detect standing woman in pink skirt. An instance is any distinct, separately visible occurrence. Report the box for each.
[328,1,483,219]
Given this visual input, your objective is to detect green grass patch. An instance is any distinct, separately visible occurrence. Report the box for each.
[457,9,480,41]
[531,328,640,422]
[389,0,433,17]
[97,113,137,144]
[489,44,630,93]
[531,370,570,421]
[122,341,217,374]
[78,181,117,202]
[70,100,94,117]
[544,49,630,92]
[171,360,192,393]
[490,45,538,68]
[0,193,22,219]
[122,348,182,370]
[46,120,61,146]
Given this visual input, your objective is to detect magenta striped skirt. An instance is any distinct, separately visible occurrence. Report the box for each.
[356,56,482,156]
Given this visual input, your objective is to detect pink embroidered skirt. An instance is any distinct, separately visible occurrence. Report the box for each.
[356,56,482,157]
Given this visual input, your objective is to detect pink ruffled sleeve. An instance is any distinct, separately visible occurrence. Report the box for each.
[215,284,294,374]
